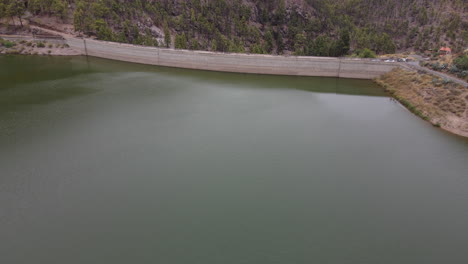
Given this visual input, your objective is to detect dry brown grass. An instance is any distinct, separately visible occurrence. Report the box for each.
[438,55,454,65]
[376,68,468,137]
[0,39,80,56]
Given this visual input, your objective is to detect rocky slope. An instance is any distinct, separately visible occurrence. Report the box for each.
[1,0,467,56]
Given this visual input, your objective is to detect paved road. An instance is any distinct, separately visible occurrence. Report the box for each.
[406,61,467,87]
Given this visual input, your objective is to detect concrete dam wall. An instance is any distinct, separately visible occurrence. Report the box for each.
[66,37,399,79]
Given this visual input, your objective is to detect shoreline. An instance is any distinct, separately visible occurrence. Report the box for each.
[0,35,81,56]
[2,32,467,137]
[376,68,468,138]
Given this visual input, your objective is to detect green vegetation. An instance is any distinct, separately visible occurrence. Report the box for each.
[0,38,16,48]
[174,33,187,49]
[0,0,25,26]
[421,54,468,81]
[163,22,171,48]
[0,0,466,56]
[354,48,377,58]
[453,55,468,71]
[0,38,76,55]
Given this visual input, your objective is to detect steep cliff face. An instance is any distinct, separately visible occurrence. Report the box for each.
[2,0,467,56]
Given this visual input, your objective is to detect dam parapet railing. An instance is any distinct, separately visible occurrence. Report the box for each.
[64,36,399,79]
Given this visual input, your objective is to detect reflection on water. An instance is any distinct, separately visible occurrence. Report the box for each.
[0,55,467,264]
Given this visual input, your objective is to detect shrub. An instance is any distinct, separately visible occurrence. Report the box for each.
[453,55,468,71]
[442,78,452,85]
[48,44,53,48]
[449,65,459,73]
[1,40,16,48]
[457,71,468,78]
[26,42,32,47]
[37,42,45,48]
[361,48,377,58]
[431,62,441,70]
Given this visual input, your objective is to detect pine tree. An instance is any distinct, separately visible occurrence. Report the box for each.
[164,22,171,48]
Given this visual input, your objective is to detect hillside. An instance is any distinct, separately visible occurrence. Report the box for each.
[1,0,467,56]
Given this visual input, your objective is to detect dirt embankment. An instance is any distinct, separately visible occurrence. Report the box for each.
[0,15,83,56]
[0,37,81,56]
[376,68,468,137]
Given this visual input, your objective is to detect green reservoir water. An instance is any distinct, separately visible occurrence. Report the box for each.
[1,55,467,264]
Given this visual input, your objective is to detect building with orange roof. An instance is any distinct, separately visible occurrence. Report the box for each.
[439,47,451,55]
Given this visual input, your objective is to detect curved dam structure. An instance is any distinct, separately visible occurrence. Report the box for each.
[64,37,400,79]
